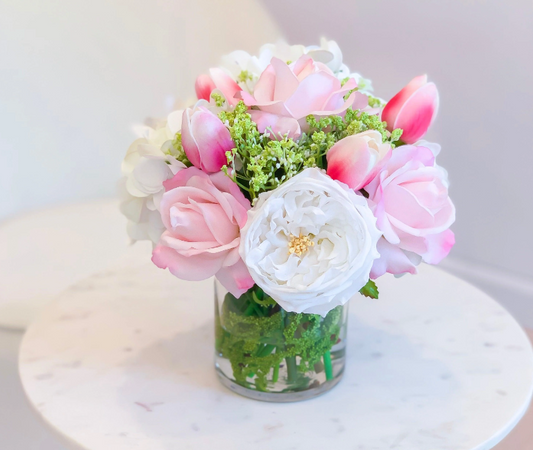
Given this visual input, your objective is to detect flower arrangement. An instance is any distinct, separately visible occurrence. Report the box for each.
[120,39,455,401]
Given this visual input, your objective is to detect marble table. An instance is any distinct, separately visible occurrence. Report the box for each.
[0,199,151,330]
[19,263,533,450]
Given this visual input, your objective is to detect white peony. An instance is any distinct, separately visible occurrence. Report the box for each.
[120,110,186,244]
[239,168,381,316]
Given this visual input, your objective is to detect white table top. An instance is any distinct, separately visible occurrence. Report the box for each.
[0,199,151,330]
[19,263,533,450]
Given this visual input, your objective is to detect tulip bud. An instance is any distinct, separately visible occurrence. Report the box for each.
[181,104,234,173]
[195,69,242,107]
[382,75,439,144]
[208,68,242,106]
[326,131,391,191]
[195,74,216,101]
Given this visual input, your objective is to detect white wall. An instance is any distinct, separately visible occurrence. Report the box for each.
[0,0,281,218]
[1,0,531,319]
[261,0,533,322]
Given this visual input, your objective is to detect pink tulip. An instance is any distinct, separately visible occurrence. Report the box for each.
[366,145,455,278]
[382,75,439,144]
[194,68,242,106]
[181,102,234,173]
[195,74,216,101]
[326,130,392,191]
[152,168,254,298]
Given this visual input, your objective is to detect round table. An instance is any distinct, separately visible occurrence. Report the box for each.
[0,199,151,330]
[19,263,533,450]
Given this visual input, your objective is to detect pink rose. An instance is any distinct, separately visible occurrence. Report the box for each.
[152,167,254,297]
[194,68,242,106]
[238,55,367,139]
[326,130,392,191]
[181,101,234,173]
[366,145,455,278]
[382,75,439,144]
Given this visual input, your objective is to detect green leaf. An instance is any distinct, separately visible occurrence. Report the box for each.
[359,279,379,299]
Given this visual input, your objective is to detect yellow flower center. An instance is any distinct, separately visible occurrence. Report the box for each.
[288,233,315,257]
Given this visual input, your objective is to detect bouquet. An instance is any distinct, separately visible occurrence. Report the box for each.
[120,39,455,401]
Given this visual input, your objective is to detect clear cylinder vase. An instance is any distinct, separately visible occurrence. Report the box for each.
[214,279,349,402]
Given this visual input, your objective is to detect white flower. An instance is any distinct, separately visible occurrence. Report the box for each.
[239,168,381,316]
[220,38,369,93]
[306,38,346,74]
[221,42,305,93]
[120,110,186,244]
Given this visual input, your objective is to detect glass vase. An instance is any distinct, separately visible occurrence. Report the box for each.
[214,279,349,402]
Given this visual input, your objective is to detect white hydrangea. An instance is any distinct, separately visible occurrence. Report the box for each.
[220,38,373,94]
[239,168,381,316]
[120,110,186,244]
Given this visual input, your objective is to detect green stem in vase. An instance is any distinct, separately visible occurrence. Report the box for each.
[283,311,298,384]
[243,302,256,316]
[323,350,333,381]
[257,343,276,357]
[285,356,298,383]
[272,360,280,383]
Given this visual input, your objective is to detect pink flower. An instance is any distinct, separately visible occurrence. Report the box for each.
[195,74,216,102]
[181,101,234,173]
[326,130,392,191]
[366,145,455,278]
[382,75,439,144]
[152,167,254,297]
[194,68,242,106]
[238,55,367,138]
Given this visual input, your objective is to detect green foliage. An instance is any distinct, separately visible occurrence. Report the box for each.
[167,132,192,166]
[216,288,343,392]
[219,102,317,200]
[368,95,385,108]
[359,279,379,299]
[237,70,254,83]
[211,92,226,107]
[220,101,402,201]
